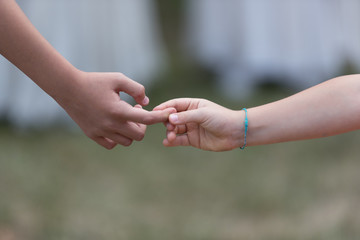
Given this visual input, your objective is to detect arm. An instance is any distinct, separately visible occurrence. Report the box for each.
[0,0,173,149]
[155,75,360,151]
[247,74,360,145]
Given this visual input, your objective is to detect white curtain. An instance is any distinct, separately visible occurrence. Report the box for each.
[185,0,360,99]
[0,0,166,129]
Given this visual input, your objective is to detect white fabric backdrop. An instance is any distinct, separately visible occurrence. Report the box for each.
[0,0,166,128]
[185,0,360,99]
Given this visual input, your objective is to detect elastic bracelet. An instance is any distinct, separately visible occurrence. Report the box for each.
[240,108,248,150]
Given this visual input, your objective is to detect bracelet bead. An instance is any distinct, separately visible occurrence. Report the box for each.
[240,108,248,150]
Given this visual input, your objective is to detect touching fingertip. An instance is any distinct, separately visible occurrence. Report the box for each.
[169,107,177,114]
[169,114,179,124]
[153,105,162,111]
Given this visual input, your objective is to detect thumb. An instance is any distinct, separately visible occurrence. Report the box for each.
[169,109,204,125]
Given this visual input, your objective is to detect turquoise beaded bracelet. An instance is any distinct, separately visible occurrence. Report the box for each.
[240,108,248,150]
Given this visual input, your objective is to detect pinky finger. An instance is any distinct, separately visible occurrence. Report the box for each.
[93,136,117,150]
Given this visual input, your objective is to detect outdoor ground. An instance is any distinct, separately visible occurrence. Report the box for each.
[1,86,360,240]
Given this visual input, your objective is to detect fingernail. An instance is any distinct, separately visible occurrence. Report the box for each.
[143,96,150,105]
[169,114,178,123]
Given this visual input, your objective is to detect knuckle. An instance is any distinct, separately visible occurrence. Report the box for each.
[104,121,117,132]
[112,73,125,86]
[135,132,145,141]
[116,72,126,79]
[134,85,146,99]
[108,106,122,118]
[122,140,133,147]
[104,112,124,128]
[86,130,99,139]
[98,121,112,133]
[139,85,146,94]
[142,115,155,125]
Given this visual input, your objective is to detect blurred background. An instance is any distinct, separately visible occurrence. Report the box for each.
[1,0,360,239]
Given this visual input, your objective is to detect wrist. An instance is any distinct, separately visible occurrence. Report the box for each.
[47,67,84,106]
[239,108,248,149]
[231,110,247,149]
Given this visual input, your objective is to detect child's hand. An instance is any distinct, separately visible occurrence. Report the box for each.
[154,98,246,152]
[0,1,175,150]
[56,71,175,149]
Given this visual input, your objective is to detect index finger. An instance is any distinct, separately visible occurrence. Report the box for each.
[123,106,176,125]
[153,98,199,112]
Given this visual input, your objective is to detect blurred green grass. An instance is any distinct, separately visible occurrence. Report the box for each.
[1,88,360,239]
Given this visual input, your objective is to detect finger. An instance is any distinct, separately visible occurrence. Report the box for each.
[122,121,146,141]
[115,73,149,106]
[175,124,187,134]
[105,137,116,145]
[163,134,190,147]
[169,109,205,125]
[155,106,177,129]
[93,136,117,150]
[166,122,176,131]
[102,109,146,141]
[134,104,147,136]
[123,106,176,125]
[154,98,197,112]
[137,123,147,140]
[106,133,133,147]
[166,130,177,142]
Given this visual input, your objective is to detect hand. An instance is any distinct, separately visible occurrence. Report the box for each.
[56,71,175,149]
[0,0,174,149]
[154,98,245,152]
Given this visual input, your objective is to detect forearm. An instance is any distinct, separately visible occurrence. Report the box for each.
[0,0,79,100]
[246,75,360,146]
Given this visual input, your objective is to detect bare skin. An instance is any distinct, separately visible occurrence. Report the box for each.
[155,75,360,151]
[0,0,174,149]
